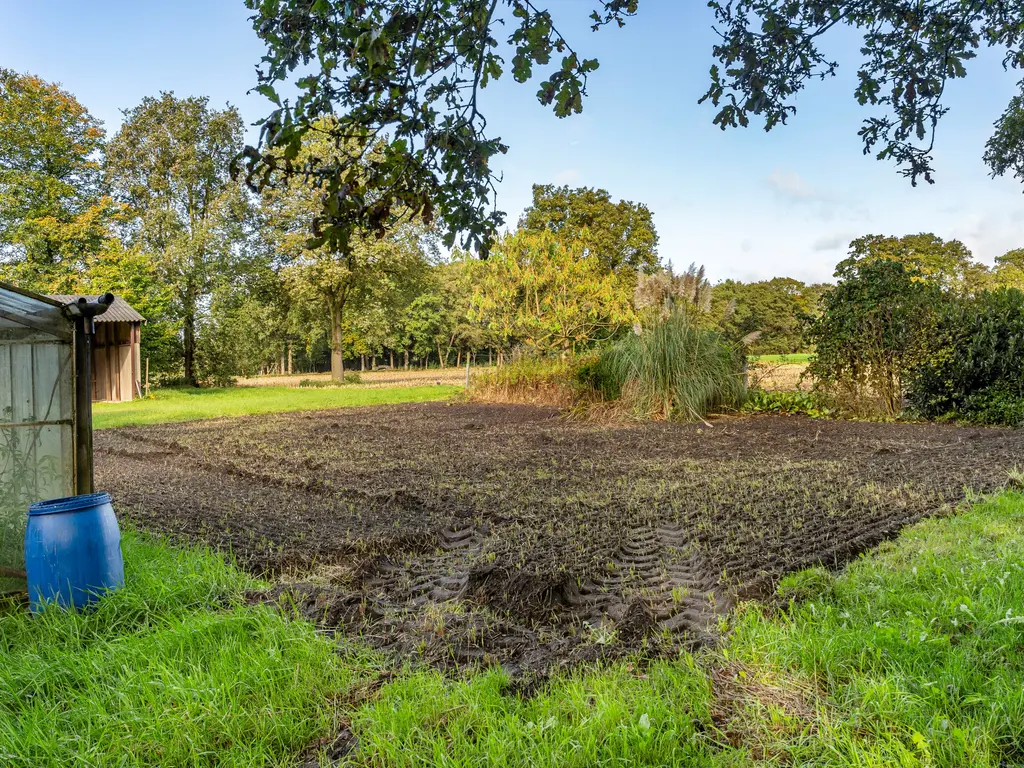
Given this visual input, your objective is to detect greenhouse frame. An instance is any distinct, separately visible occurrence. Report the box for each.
[0,283,77,591]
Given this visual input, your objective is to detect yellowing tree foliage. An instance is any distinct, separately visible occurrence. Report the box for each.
[0,68,115,276]
[468,230,634,356]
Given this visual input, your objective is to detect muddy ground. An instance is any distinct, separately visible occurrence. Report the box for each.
[96,403,1024,676]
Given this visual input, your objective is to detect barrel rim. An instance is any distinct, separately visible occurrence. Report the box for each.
[28,492,112,516]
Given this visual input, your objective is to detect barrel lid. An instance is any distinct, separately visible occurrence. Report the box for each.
[29,492,112,516]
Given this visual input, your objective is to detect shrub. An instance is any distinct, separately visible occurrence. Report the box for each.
[742,389,834,418]
[298,372,361,388]
[804,259,941,418]
[585,309,746,421]
[908,288,1024,425]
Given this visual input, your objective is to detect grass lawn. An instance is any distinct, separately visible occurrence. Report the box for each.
[93,384,461,429]
[749,353,813,364]
[0,532,383,767]
[5,490,1022,765]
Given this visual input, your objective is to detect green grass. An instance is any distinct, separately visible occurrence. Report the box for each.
[94,384,461,428]
[5,490,1021,766]
[720,490,1024,765]
[351,661,712,767]
[749,353,812,364]
[0,531,381,767]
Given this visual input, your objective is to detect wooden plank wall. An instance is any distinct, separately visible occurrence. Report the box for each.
[91,322,139,403]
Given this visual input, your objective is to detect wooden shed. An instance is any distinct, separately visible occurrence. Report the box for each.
[48,295,144,403]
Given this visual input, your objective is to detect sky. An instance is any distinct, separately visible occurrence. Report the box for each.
[2,0,1022,284]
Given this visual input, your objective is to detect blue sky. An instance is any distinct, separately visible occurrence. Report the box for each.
[2,0,1022,283]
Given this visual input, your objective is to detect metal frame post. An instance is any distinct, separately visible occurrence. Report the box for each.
[68,294,113,495]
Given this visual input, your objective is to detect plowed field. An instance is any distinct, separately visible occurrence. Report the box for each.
[96,403,1024,676]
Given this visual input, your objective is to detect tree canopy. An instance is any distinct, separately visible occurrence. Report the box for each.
[806,258,941,417]
[712,277,827,355]
[241,0,639,256]
[260,124,433,379]
[835,233,986,291]
[519,184,659,274]
[467,229,635,355]
[244,1,1024,252]
[0,68,112,272]
[107,93,251,385]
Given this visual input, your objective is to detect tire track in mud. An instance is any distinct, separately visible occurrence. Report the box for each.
[364,526,485,608]
[565,525,728,643]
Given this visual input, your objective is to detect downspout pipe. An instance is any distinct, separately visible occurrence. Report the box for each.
[63,294,114,495]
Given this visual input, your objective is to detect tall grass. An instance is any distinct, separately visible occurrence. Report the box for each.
[587,310,747,421]
[0,531,376,767]
[469,358,581,407]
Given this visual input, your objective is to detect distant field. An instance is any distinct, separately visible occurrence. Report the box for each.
[749,353,812,364]
[237,367,478,388]
[750,362,810,391]
[94,385,460,429]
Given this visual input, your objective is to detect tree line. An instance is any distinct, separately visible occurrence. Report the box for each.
[5,69,1024,388]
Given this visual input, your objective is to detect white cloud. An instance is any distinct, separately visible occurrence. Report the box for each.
[812,232,855,252]
[766,168,820,201]
[553,168,581,186]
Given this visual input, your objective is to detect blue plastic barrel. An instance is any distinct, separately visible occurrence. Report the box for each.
[25,492,125,612]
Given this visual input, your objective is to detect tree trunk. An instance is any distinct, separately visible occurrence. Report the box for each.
[371,355,377,369]
[287,344,293,375]
[437,342,445,369]
[330,301,345,381]
[183,311,197,386]
[360,355,366,371]
[488,348,493,366]
[457,349,462,368]
[404,349,409,370]
[389,350,394,368]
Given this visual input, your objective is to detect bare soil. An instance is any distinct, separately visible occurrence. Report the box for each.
[96,402,1024,676]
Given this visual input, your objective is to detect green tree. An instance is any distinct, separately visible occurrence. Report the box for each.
[467,230,634,357]
[106,93,251,385]
[0,69,114,275]
[345,249,431,369]
[245,2,1024,251]
[196,256,302,382]
[519,185,659,273]
[712,277,826,354]
[702,2,1024,188]
[805,259,941,417]
[908,287,1024,425]
[836,234,987,292]
[993,247,1024,290]
[79,241,180,375]
[262,126,432,380]
[241,1,636,253]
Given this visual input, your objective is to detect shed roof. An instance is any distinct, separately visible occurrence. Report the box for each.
[47,295,145,323]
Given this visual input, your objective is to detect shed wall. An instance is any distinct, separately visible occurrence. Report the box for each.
[92,321,139,402]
